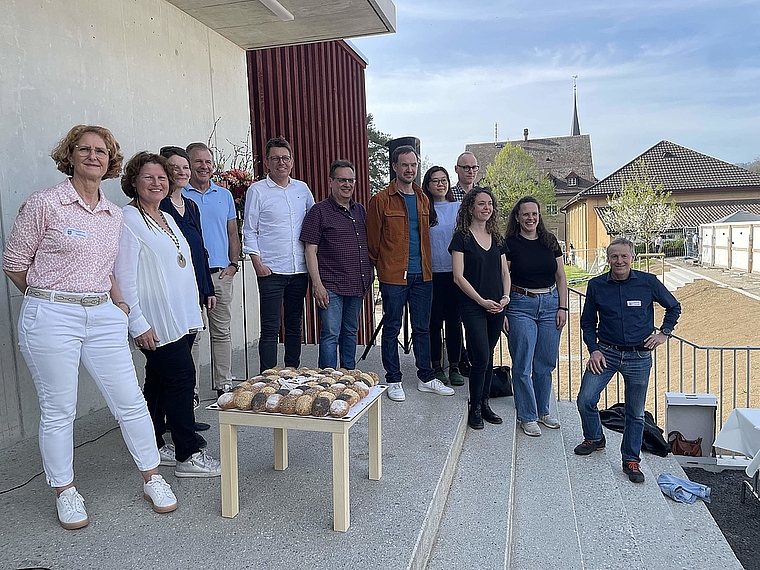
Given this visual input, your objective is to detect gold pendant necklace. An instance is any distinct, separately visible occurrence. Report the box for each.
[148,211,186,268]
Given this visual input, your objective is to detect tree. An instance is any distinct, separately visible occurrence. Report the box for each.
[368,114,391,195]
[748,157,760,175]
[604,159,678,254]
[480,144,556,229]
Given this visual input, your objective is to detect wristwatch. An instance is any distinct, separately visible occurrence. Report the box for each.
[660,328,672,336]
[228,262,240,271]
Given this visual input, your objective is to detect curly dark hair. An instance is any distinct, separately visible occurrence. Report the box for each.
[422,166,453,227]
[50,125,123,180]
[121,152,175,229]
[454,186,502,244]
[504,195,559,251]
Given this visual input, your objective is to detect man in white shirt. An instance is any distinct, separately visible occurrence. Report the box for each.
[243,137,315,372]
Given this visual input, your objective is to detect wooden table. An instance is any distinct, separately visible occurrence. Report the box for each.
[216,385,385,531]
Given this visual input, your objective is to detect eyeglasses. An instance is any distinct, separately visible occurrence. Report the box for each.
[75,145,109,159]
[456,164,479,172]
[267,155,292,163]
[331,177,356,185]
[430,178,448,186]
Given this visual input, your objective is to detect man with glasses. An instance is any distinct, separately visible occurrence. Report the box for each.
[452,151,480,201]
[184,142,241,397]
[300,160,371,370]
[243,137,315,372]
[367,145,455,402]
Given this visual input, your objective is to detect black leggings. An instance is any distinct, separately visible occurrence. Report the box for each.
[430,272,463,366]
[461,304,504,405]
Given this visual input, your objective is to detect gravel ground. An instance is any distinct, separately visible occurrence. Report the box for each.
[684,467,760,570]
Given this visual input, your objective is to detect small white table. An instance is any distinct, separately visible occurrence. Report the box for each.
[215,385,385,531]
[714,408,760,503]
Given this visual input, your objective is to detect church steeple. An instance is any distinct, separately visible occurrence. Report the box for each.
[571,75,581,136]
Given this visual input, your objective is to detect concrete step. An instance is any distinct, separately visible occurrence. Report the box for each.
[659,266,703,292]
[427,397,516,570]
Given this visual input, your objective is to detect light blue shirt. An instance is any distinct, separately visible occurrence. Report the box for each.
[429,201,459,273]
[182,181,236,269]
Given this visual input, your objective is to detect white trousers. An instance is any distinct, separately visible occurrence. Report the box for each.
[18,295,160,487]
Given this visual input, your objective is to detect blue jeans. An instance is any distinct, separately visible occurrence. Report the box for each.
[576,345,652,462]
[379,274,435,384]
[507,289,560,422]
[318,291,364,370]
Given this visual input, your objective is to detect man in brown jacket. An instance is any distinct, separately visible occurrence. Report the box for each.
[367,145,454,402]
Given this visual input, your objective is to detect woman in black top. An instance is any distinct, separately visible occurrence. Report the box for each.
[504,196,568,437]
[450,187,511,429]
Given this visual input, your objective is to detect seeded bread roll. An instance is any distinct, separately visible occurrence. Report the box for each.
[236,381,252,390]
[311,397,331,417]
[336,393,352,403]
[217,392,236,410]
[342,388,360,406]
[233,390,255,411]
[352,384,369,399]
[327,386,345,397]
[358,372,374,386]
[250,392,268,412]
[265,393,283,413]
[260,386,277,396]
[367,371,380,385]
[261,368,280,375]
[250,381,267,395]
[317,391,336,404]
[295,395,314,416]
[329,399,350,418]
[279,394,299,415]
[321,367,335,373]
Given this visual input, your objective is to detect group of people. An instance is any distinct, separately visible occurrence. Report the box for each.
[4,127,684,532]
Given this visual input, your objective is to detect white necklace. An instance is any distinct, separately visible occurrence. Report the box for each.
[147,210,186,268]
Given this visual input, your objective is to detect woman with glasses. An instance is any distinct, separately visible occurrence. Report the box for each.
[450,187,511,429]
[3,126,177,530]
[423,166,465,387]
[503,196,568,437]
[114,152,221,479]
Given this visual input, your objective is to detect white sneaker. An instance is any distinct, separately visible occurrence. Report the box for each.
[56,486,89,530]
[521,421,542,437]
[174,449,222,478]
[143,474,178,513]
[418,378,455,396]
[538,414,561,429]
[386,383,406,402]
[158,444,176,466]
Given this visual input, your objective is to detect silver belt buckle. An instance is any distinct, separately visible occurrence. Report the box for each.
[80,295,104,307]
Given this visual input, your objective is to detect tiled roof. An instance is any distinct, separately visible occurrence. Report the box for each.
[570,140,760,205]
[466,134,596,196]
[594,199,760,232]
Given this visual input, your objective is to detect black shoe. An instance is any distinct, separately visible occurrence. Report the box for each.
[216,389,225,398]
[468,403,484,430]
[194,422,211,432]
[480,400,503,424]
[574,435,606,455]
[623,460,645,483]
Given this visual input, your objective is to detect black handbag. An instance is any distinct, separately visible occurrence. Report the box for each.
[490,366,513,397]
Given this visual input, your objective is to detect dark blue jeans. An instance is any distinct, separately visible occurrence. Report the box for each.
[379,274,435,384]
[576,345,652,462]
[257,273,308,372]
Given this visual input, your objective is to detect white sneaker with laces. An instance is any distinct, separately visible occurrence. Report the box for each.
[538,414,561,429]
[386,382,406,402]
[56,486,89,530]
[521,421,542,437]
[143,474,178,513]
[174,449,222,478]
[418,378,455,396]
[158,443,176,466]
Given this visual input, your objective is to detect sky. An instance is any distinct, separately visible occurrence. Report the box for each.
[351,0,760,180]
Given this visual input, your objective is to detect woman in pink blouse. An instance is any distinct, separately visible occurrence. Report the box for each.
[2,125,177,530]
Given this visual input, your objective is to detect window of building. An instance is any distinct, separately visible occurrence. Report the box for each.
[567,177,577,187]
[546,203,558,216]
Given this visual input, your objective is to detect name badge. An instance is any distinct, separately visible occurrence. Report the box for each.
[65,228,88,239]
[627,300,642,307]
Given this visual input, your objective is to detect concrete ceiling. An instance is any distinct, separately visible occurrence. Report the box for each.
[167,0,396,50]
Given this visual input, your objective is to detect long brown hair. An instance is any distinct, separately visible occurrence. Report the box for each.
[505,195,559,251]
[454,186,502,244]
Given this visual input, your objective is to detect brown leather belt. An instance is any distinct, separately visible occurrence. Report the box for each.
[510,284,556,298]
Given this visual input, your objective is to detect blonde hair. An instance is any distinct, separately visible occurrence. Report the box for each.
[50,125,123,180]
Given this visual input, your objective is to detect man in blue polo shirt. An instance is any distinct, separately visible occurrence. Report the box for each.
[300,159,372,370]
[574,237,681,483]
[183,142,241,396]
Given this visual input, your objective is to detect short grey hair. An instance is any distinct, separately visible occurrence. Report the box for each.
[607,237,635,255]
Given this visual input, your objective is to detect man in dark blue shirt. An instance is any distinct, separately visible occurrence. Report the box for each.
[574,237,681,483]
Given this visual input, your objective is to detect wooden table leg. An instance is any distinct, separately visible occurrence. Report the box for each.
[220,422,239,518]
[332,430,350,531]
[274,428,288,471]
[368,397,382,481]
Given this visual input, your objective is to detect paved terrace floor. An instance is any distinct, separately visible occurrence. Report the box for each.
[0,344,741,570]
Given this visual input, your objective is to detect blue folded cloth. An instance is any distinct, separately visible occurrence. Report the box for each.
[657,472,711,504]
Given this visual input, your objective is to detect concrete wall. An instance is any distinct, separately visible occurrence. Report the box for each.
[0,0,252,448]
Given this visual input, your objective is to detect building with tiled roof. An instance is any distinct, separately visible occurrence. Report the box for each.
[562,140,760,267]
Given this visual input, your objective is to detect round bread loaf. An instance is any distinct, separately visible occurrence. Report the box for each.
[260,386,277,396]
[250,381,267,395]
[327,386,345,397]
[279,394,299,415]
[265,393,283,413]
[217,392,236,410]
[336,393,352,403]
[342,388,360,406]
[367,371,380,385]
[352,384,369,399]
[317,391,336,404]
[329,399,350,418]
[289,389,304,397]
[261,368,279,375]
[251,392,268,412]
[276,388,290,396]
[295,395,314,416]
[311,397,331,417]
[321,367,335,373]
[233,390,255,411]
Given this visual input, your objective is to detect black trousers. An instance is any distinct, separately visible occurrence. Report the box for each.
[142,333,198,463]
[461,304,504,405]
[257,273,308,372]
[430,272,463,366]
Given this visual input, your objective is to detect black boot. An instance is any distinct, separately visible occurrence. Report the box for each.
[481,399,503,424]
[468,401,484,430]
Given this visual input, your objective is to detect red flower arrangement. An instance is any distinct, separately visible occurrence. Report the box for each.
[214,168,254,219]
